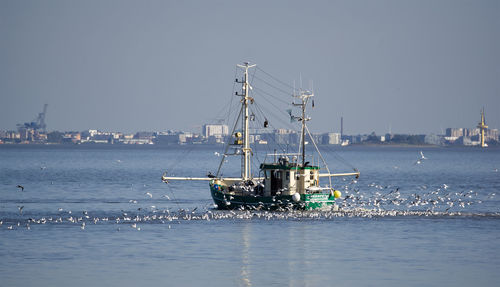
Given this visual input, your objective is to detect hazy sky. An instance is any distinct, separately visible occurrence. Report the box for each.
[1,0,499,135]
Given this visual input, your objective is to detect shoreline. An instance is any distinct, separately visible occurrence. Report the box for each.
[0,142,498,150]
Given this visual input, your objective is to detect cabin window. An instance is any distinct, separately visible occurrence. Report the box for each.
[310,175,314,180]
[286,171,290,180]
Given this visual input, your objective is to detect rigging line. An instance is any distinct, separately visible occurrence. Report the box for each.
[163,145,197,210]
[252,100,294,134]
[165,145,196,175]
[249,107,274,164]
[249,106,286,153]
[320,144,356,171]
[256,66,296,90]
[253,86,290,105]
[166,182,182,211]
[305,124,332,187]
[248,134,262,178]
[216,104,244,177]
[252,114,298,154]
[250,64,257,86]
[222,67,239,118]
[251,104,289,152]
[252,105,293,144]
[252,90,293,119]
[252,74,293,97]
[208,67,240,130]
[220,97,241,154]
[220,69,245,154]
[321,144,356,170]
[206,97,234,124]
[218,67,240,156]
[253,99,299,131]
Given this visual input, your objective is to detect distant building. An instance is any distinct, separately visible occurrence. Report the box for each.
[487,129,499,142]
[322,133,341,145]
[135,131,155,139]
[155,132,194,145]
[202,124,229,138]
[425,134,444,146]
[446,128,464,138]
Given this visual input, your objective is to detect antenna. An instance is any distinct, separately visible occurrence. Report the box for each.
[299,72,302,91]
[292,90,314,166]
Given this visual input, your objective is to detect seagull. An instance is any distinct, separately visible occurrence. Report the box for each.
[18,206,24,215]
[414,151,427,165]
[16,185,24,191]
[420,151,427,160]
[145,192,153,198]
[81,222,85,230]
[214,152,220,156]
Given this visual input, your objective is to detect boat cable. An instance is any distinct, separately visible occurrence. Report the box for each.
[216,104,244,177]
[256,66,297,91]
[253,86,290,105]
[162,145,197,210]
[252,74,293,97]
[217,67,240,156]
[217,94,240,156]
[251,101,294,152]
[252,90,296,126]
[165,181,182,211]
[255,103,297,147]
[250,108,281,166]
[305,124,333,188]
[320,144,358,172]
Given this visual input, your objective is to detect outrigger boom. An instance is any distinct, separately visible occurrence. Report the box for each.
[162,173,263,183]
[319,171,360,178]
[161,172,358,183]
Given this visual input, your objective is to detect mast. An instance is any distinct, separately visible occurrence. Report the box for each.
[293,90,313,166]
[237,62,256,180]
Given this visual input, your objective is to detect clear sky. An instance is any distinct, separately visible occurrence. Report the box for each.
[1,0,499,135]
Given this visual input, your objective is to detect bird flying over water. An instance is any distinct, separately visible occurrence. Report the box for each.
[16,185,24,191]
[415,151,427,165]
[420,151,427,160]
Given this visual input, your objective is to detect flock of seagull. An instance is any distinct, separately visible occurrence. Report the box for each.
[2,151,498,231]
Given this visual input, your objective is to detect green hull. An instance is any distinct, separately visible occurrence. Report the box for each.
[210,184,335,210]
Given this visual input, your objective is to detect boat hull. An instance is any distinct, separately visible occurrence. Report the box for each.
[210,183,335,210]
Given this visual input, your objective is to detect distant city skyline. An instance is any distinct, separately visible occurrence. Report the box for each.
[1,0,499,135]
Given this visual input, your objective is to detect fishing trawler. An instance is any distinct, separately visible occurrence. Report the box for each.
[162,62,359,210]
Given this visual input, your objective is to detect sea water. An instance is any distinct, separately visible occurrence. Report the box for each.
[0,145,499,286]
